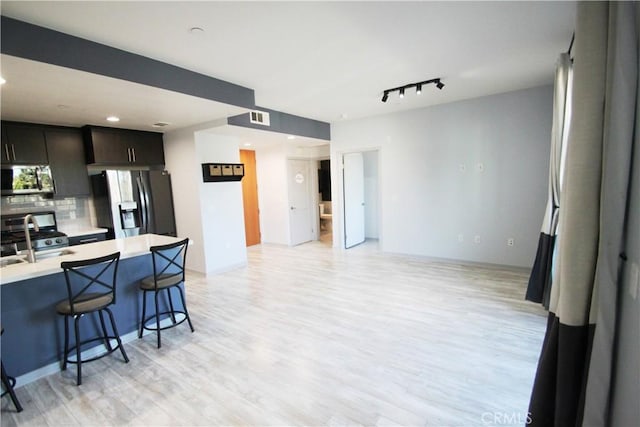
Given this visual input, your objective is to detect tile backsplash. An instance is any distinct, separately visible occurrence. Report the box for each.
[1,195,93,230]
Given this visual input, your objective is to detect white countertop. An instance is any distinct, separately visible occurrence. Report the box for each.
[0,234,184,285]
[58,227,109,238]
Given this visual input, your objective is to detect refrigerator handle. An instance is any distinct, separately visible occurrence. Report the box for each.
[136,176,149,233]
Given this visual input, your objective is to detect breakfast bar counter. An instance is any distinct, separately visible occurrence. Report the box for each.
[0,234,184,379]
[0,234,181,284]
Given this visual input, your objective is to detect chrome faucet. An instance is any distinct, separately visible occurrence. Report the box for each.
[23,214,40,263]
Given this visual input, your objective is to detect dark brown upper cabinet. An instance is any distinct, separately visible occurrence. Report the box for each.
[1,122,49,164]
[83,126,165,166]
[45,128,91,197]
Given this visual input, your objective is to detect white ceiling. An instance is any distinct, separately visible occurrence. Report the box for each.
[0,1,576,132]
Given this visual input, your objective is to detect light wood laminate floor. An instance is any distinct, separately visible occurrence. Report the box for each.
[2,240,546,426]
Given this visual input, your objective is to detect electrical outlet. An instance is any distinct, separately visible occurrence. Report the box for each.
[474,235,481,244]
[458,234,464,242]
[507,238,515,247]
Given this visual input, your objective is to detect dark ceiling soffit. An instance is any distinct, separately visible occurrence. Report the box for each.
[0,16,256,110]
[227,107,331,141]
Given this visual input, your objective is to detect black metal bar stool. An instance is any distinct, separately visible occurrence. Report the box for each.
[1,327,23,412]
[56,252,129,385]
[138,238,194,348]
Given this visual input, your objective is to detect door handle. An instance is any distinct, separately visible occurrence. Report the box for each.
[290,206,296,210]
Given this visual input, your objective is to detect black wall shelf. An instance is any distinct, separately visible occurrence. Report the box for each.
[202,163,244,182]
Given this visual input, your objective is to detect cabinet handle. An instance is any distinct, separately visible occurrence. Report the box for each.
[10,144,16,161]
[127,147,131,162]
[4,144,9,161]
[131,148,136,163]
[78,237,98,244]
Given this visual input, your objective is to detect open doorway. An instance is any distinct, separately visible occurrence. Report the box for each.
[317,159,332,244]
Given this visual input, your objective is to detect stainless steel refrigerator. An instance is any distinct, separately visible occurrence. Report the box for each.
[91,170,177,239]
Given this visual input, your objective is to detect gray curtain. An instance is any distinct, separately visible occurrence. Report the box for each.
[582,2,639,425]
[528,1,639,426]
[526,53,573,306]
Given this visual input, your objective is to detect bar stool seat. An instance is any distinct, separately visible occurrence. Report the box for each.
[1,327,23,412]
[138,238,194,348]
[56,293,113,314]
[56,252,129,385]
[140,273,182,290]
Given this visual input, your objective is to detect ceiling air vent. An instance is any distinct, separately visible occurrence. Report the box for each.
[249,110,270,126]
[152,122,171,128]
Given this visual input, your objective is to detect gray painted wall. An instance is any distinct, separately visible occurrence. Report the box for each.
[331,85,553,268]
[609,77,640,426]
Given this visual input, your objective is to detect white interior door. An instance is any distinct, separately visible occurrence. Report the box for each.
[288,159,313,246]
[343,152,365,248]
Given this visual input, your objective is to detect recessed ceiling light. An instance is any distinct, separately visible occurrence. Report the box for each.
[287,135,296,140]
[106,116,120,122]
[0,77,6,85]
[152,122,171,128]
[56,104,70,110]
[189,27,205,35]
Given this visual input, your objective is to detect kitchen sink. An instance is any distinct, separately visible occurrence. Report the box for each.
[0,257,28,268]
[36,249,76,260]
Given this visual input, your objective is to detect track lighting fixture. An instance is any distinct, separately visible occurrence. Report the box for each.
[380,78,444,102]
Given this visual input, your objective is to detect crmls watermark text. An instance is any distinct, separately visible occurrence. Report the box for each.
[481,411,532,425]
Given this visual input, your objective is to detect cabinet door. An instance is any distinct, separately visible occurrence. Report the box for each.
[68,232,106,246]
[3,124,48,164]
[84,127,164,166]
[84,127,129,164]
[1,125,8,162]
[45,128,90,197]
[125,131,165,166]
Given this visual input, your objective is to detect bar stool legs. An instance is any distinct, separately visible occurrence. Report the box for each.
[1,361,23,412]
[1,328,23,413]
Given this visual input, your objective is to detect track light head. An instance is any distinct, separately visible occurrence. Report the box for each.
[436,80,445,90]
[416,83,422,95]
[399,88,405,98]
[381,91,389,102]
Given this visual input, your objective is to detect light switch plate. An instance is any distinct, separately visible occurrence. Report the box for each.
[628,262,639,300]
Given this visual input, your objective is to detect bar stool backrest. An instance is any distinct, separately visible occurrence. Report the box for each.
[60,252,121,315]
[149,239,189,289]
